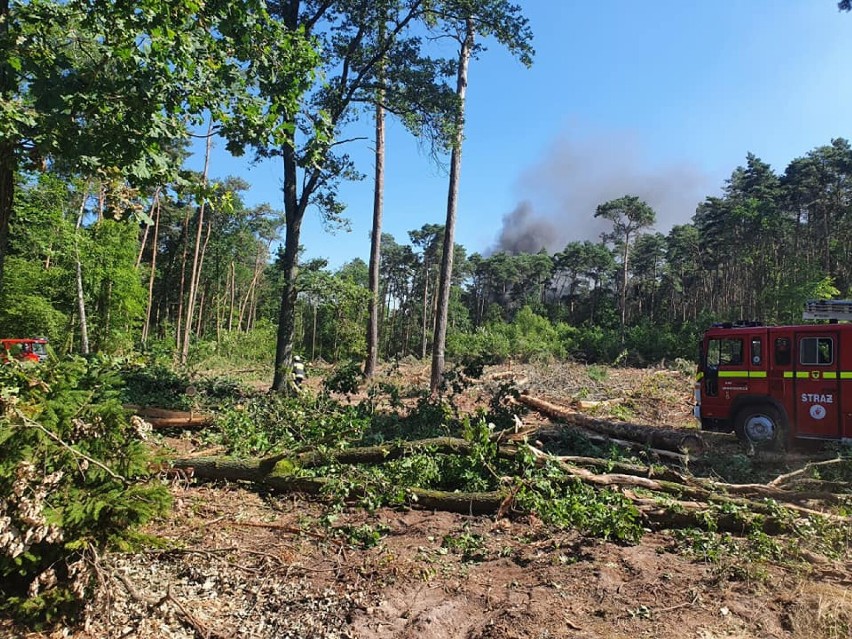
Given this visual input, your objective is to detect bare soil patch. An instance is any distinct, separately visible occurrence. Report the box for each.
[12,482,848,639]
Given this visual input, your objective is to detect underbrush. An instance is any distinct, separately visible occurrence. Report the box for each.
[6,353,852,631]
[200,376,650,543]
[0,356,170,626]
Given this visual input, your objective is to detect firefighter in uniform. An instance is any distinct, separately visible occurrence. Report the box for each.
[292,355,306,389]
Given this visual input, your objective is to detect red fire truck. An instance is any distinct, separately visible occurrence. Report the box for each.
[0,338,49,364]
[694,300,852,450]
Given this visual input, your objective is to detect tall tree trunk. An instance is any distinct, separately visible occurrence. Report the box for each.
[620,238,629,343]
[238,250,263,331]
[174,204,193,357]
[180,123,213,365]
[430,18,474,395]
[193,217,213,331]
[248,286,258,331]
[310,301,317,360]
[272,143,304,391]
[228,261,236,331]
[74,190,90,355]
[365,72,385,379]
[420,255,429,359]
[142,195,161,343]
[136,188,161,269]
[0,0,14,299]
[195,288,205,337]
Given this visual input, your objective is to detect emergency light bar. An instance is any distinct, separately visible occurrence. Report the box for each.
[803,299,852,322]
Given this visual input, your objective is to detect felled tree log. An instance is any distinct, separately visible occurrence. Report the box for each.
[276,437,479,468]
[183,437,688,485]
[176,436,847,512]
[628,497,790,535]
[171,453,833,533]
[172,436,848,533]
[516,394,704,454]
[169,457,504,515]
[125,405,213,429]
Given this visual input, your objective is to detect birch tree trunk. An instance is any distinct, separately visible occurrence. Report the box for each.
[228,261,236,332]
[142,194,161,343]
[74,189,90,355]
[136,188,161,269]
[174,207,190,357]
[180,124,213,364]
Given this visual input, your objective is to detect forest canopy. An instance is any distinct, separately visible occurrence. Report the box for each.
[0,1,849,369]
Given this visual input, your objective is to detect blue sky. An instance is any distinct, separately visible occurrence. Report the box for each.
[189,1,852,268]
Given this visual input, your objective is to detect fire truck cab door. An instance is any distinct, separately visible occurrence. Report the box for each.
[793,331,841,439]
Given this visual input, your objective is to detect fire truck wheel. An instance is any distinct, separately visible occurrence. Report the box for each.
[734,405,786,450]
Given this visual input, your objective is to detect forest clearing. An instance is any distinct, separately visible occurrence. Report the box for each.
[2,358,851,639]
[4,1,852,638]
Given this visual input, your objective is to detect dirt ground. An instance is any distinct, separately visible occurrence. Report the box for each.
[3,362,851,639]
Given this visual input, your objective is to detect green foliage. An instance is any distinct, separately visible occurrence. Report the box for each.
[0,257,68,342]
[446,326,512,364]
[204,322,277,369]
[516,471,643,543]
[0,356,170,625]
[672,526,781,585]
[323,360,364,396]
[442,525,487,562]
[213,390,370,457]
[332,522,390,549]
[586,365,608,382]
[119,362,195,410]
[447,306,568,363]
[3,0,317,182]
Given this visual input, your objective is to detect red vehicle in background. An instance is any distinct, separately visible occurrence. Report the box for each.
[1,338,48,363]
[694,300,852,450]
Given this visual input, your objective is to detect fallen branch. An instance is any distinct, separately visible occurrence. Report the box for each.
[528,445,848,521]
[16,410,125,482]
[769,458,845,488]
[585,433,690,464]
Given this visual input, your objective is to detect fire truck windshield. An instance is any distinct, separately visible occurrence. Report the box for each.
[707,338,743,367]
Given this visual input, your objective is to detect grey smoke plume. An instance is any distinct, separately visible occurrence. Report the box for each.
[491,131,713,255]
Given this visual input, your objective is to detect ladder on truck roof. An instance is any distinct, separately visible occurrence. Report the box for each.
[803,299,852,322]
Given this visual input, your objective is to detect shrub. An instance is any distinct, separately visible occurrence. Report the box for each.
[446,326,511,363]
[0,356,171,625]
[323,360,364,396]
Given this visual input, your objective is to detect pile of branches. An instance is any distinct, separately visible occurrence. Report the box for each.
[171,402,852,539]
